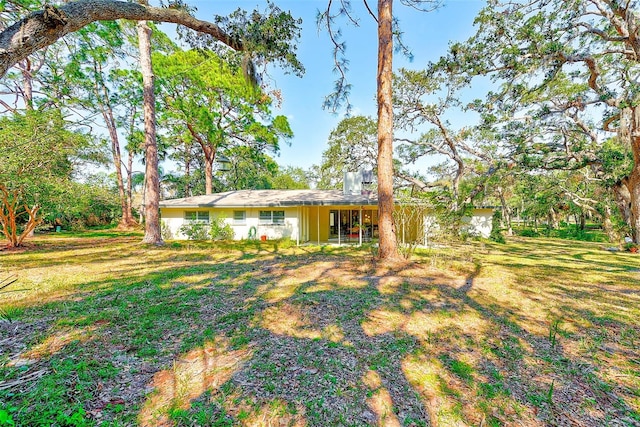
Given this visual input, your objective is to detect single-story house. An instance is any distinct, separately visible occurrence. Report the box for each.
[159,189,494,244]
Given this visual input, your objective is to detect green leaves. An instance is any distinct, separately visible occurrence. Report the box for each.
[154,48,292,194]
[182,2,304,78]
[316,116,377,190]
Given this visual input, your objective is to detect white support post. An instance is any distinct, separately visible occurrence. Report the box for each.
[359,206,363,246]
[296,206,302,246]
[317,206,320,245]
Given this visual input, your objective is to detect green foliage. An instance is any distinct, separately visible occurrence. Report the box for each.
[218,147,279,191]
[210,218,234,241]
[270,166,310,189]
[0,110,86,191]
[50,178,121,229]
[178,221,209,240]
[204,3,304,77]
[548,318,562,349]
[316,116,377,189]
[517,224,608,243]
[489,210,505,244]
[0,111,114,240]
[161,220,173,240]
[154,49,292,193]
[518,228,540,238]
[0,409,15,426]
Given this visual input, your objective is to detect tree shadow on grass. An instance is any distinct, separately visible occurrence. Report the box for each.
[1,238,638,426]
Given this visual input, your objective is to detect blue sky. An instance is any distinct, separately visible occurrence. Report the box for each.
[174,1,485,171]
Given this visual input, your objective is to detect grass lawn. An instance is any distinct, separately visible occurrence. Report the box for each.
[1,231,639,426]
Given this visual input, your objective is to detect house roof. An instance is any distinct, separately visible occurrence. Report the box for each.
[159,189,378,208]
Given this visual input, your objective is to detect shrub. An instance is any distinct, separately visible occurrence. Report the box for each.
[178,221,209,240]
[518,228,539,237]
[489,210,506,244]
[210,218,234,241]
[161,220,173,240]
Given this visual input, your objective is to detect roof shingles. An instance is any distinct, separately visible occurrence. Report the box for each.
[159,189,378,208]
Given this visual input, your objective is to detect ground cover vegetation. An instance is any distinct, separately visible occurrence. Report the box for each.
[0,232,638,426]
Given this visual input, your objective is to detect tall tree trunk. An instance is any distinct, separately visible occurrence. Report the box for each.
[185,123,215,195]
[602,204,618,242]
[138,17,162,245]
[613,181,632,231]
[376,0,400,261]
[202,145,215,195]
[205,159,213,195]
[627,169,640,243]
[126,148,135,225]
[103,106,134,227]
[184,150,191,197]
[548,207,559,230]
[498,188,513,236]
[628,107,640,243]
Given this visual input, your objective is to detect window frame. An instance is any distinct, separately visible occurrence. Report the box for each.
[184,210,210,223]
[233,210,247,225]
[259,210,285,225]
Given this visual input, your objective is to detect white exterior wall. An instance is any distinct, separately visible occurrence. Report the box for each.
[423,208,494,240]
[161,207,301,241]
[461,208,493,238]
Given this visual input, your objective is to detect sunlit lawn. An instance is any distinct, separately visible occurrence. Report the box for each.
[1,231,639,426]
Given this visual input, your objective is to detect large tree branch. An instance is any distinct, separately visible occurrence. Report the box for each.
[0,0,242,78]
[395,172,443,191]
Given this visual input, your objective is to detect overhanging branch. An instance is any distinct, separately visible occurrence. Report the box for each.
[0,0,242,78]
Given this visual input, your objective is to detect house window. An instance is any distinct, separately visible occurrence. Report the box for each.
[259,210,285,225]
[184,211,210,223]
[233,210,246,225]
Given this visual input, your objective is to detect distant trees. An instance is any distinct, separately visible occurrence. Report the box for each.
[441,0,640,242]
[154,49,292,195]
[0,110,117,247]
[315,116,377,190]
[0,0,304,247]
[62,21,138,227]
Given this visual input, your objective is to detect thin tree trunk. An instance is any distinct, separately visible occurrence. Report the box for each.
[205,159,213,195]
[138,17,162,245]
[376,0,400,261]
[19,59,33,110]
[103,105,133,227]
[126,148,135,224]
[498,188,513,236]
[184,152,191,197]
[186,123,215,195]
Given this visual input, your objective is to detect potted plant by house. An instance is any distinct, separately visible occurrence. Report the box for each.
[624,242,639,253]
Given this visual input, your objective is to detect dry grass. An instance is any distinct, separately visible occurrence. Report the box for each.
[0,231,638,426]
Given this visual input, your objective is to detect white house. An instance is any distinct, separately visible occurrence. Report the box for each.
[159,189,495,244]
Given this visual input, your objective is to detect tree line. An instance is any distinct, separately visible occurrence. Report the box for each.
[1,0,638,256]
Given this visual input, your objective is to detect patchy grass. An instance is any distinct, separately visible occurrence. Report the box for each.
[1,232,639,426]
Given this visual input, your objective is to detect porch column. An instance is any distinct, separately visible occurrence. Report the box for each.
[317,206,320,245]
[338,210,341,245]
[296,206,300,246]
[359,206,363,246]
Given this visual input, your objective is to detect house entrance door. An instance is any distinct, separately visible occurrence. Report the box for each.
[328,209,378,242]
